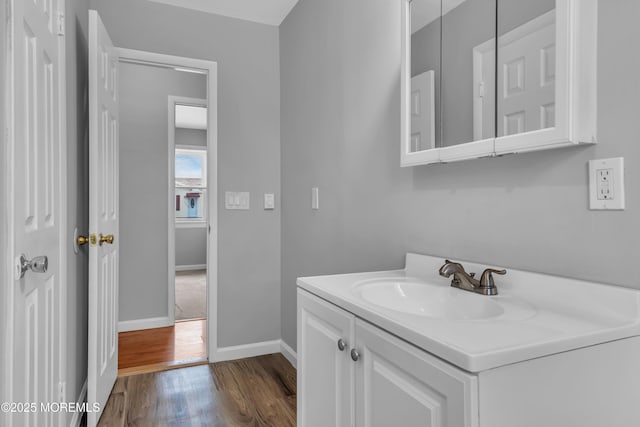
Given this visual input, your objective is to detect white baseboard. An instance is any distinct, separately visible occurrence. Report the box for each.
[69,380,87,427]
[118,316,172,332]
[214,339,282,362]
[175,264,206,272]
[280,339,297,368]
[213,339,298,368]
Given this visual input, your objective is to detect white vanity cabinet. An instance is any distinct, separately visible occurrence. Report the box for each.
[297,254,640,426]
[298,288,640,427]
[298,289,478,427]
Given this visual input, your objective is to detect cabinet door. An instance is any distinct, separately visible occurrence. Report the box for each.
[298,289,355,427]
[354,320,478,427]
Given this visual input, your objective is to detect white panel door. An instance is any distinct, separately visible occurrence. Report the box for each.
[410,71,435,152]
[354,320,478,427]
[88,9,119,427]
[497,11,556,136]
[5,0,65,425]
[297,290,355,427]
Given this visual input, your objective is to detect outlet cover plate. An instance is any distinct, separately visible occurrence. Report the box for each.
[589,157,625,210]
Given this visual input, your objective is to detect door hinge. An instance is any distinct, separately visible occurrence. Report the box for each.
[56,11,65,36]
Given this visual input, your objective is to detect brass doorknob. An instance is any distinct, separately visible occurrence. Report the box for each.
[77,235,90,246]
[99,234,115,246]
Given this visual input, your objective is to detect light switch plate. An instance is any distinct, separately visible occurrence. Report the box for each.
[225,191,250,210]
[264,193,275,210]
[312,187,319,210]
[589,158,625,210]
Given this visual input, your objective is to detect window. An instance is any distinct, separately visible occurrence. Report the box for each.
[175,147,207,223]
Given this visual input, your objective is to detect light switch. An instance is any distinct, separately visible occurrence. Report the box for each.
[264,193,275,210]
[312,187,319,210]
[225,191,250,210]
[589,158,625,210]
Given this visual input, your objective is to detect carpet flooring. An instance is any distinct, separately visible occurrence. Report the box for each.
[175,270,207,321]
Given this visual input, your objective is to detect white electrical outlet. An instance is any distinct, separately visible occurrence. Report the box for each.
[589,158,625,210]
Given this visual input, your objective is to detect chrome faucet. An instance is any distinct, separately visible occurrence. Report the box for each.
[439,260,506,296]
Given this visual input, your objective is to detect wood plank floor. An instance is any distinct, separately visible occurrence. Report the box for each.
[98,353,297,427]
[118,319,207,376]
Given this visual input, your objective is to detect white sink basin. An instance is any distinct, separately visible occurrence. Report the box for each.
[353,278,504,320]
[352,278,536,321]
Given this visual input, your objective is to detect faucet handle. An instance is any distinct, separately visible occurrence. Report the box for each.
[479,268,506,291]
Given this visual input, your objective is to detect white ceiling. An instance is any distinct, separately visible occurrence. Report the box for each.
[146,0,300,26]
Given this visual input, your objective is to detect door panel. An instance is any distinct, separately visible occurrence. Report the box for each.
[7,0,63,425]
[297,290,354,427]
[88,9,119,427]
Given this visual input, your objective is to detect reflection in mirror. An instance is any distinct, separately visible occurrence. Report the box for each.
[410,0,441,152]
[497,0,556,137]
[441,0,496,147]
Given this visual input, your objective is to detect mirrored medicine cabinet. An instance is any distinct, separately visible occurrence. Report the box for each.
[401,0,598,167]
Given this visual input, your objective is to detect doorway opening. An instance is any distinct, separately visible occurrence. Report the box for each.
[171,98,208,325]
[115,49,217,375]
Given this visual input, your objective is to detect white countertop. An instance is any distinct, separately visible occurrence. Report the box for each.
[297,253,640,372]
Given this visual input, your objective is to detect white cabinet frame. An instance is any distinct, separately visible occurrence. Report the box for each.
[400,0,598,167]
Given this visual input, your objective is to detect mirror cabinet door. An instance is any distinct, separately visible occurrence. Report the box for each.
[494,0,598,155]
[440,0,496,158]
[402,0,498,166]
[403,0,442,165]
[496,0,556,138]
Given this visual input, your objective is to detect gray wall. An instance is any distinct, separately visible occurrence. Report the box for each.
[119,62,205,322]
[92,0,281,346]
[176,227,207,267]
[65,0,90,420]
[280,0,640,350]
[176,128,207,147]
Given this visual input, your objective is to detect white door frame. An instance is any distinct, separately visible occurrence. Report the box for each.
[2,0,68,424]
[1,0,10,409]
[116,48,219,360]
[167,95,208,326]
